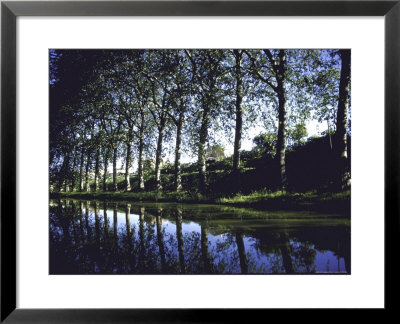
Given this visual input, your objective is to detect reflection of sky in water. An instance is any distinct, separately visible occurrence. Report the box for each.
[314,250,346,273]
[75,207,347,274]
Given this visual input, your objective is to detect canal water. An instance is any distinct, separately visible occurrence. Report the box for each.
[49,199,350,274]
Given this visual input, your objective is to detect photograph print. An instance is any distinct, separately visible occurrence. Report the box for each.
[49,49,351,274]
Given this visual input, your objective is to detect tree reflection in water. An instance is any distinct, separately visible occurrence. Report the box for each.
[49,199,350,274]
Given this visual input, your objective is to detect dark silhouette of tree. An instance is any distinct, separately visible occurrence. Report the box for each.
[335,50,351,190]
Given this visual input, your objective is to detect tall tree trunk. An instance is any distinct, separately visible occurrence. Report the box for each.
[59,153,70,192]
[275,50,287,190]
[63,154,70,192]
[233,50,243,173]
[84,150,92,192]
[327,118,333,150]
[79,148,85,192]
[335,49,351,190]
[112,145,118,191]
[93,148,100,192]
[262,49,287,190]
[70,148,78,191]
[137,115,145,191]
[276,91,287,189]
[154,125,164,191]
[63,180,69,193]
[102,148,109,191]
[198,102,210,193]
[174,115,184,192]
[125,140,132,192]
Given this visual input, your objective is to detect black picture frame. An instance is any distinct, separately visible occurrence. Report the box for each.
[1,0,398,322]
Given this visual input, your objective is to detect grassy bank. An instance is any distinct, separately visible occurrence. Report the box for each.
[50,189,350,215]
[215,190,350,215]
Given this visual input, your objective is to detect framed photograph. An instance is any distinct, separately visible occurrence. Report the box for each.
[1,0,397,321]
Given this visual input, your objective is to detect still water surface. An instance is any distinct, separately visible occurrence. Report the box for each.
[50,199,350,274]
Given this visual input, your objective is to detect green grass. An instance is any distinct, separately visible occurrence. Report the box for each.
[217,189,350,203]
[215,189,350,215]
[51,188,350,216]
[51,189,210,203]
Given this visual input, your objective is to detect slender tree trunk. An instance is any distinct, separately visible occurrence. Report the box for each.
[93,148,100,192]
[102,148,109,191]
[335,49,351,190]
[262,49,287,190]
[275,50,287,190]
[79,148,85,192]
[57,172,63,192]
[59,153,70,192]
[84,150,92,192]
[276,91,287,190]
[154,125,165,191]
[198,102,210,193]
[137,115,145,191]
[197,140,207,193]
[70,148,78,191]
[125,140,132,192]
[174,115,184,191]
[64,154,70,192]
[327,118,333,150]
[112,145,118,191]
[233,50,243,173]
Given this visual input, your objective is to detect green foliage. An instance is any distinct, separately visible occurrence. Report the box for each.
[287,121,308,147]
[252,132,277,158]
